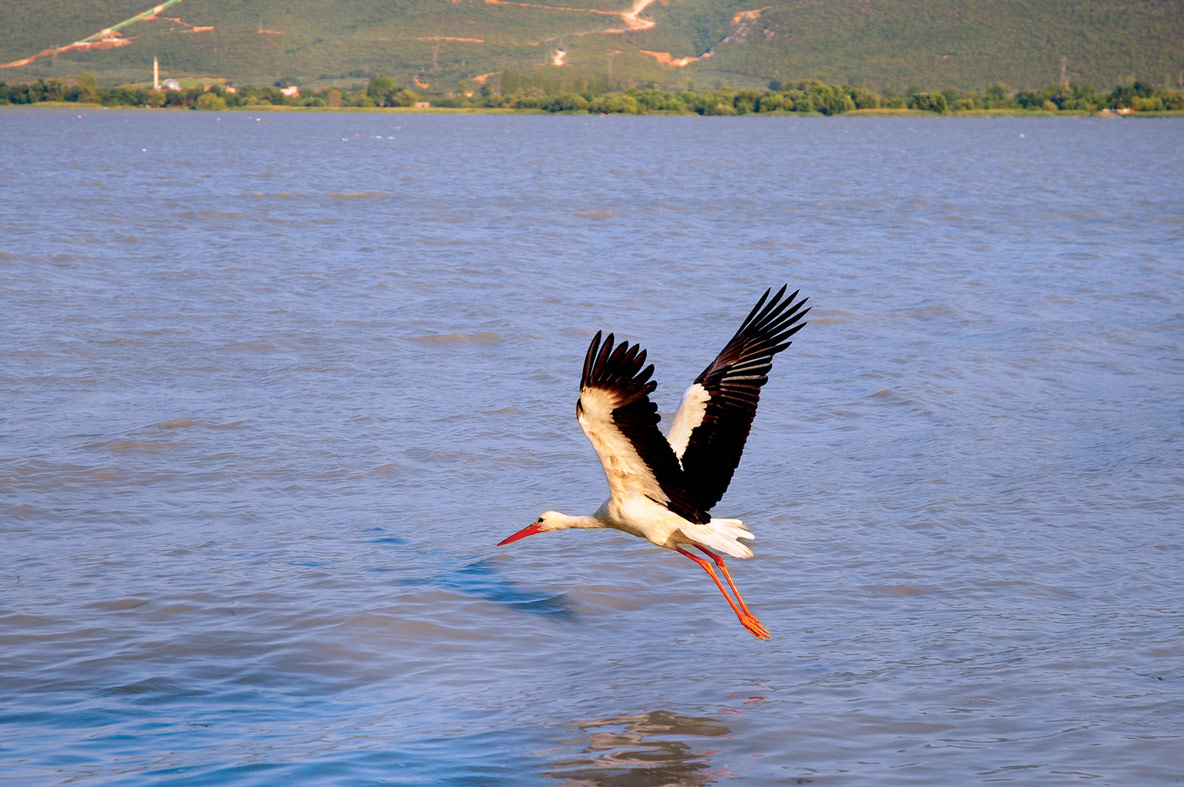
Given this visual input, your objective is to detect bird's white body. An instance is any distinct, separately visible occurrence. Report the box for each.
[573,385,755,558]
[597,498,753,558]
[499,286,809,638]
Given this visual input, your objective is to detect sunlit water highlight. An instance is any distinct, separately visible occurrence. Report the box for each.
[2,111,1182,784]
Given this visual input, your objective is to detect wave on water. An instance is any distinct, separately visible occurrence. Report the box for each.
[178,210,249,220]
[153,418,244,430]
[3,459,124,484]
[89,439,180,455]
[408,331,502,345]
[808,308,857,324]
[893,303,961,321]
[215,340,278,352]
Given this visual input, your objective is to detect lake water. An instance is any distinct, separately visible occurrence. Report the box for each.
[1,109,1182,785]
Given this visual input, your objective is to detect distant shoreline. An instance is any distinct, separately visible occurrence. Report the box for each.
[6,101,1182,118]
[7,74,1181,116]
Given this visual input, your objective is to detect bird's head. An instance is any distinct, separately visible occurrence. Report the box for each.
[497,511,565,546]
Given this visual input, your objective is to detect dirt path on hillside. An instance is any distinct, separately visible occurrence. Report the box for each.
[2,0,189,69]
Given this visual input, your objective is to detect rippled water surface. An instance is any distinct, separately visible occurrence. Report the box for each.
[2,110,1182,784]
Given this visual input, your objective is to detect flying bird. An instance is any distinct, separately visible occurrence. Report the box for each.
[498,286,809,638]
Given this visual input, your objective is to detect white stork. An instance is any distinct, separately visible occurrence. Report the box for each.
[498,285,809,639]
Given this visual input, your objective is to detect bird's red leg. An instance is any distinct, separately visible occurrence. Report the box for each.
[695,546,770,639]
[676,547,770,639]
[695,545,756,617]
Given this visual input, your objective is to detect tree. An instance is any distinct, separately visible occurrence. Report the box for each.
[984,82,1009,108]
[1108,80,1155,108]
[1162,90,1184,111]
[510,88,547,109]
[366,76,399,106]
[1131,95,1164,112]
[588,92,639,114]
[72,72,99,104]
[542,93,589,112]
[805,81,835,113]
[195,93,227,110]
[756,92,789,112]
[784,88,813,112]
[101,84,146,107]
[824,91,856,114]
[733,88,761,114]
[851,87,880,109]
[632,89,687,112]
[1014,89,1042,109]
[391,88,420,107]
[1065,83,1103,111]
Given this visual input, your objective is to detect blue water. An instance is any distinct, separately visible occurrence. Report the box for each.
[2,110,1182,784]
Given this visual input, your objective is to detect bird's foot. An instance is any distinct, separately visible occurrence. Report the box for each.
[740,613,770,640]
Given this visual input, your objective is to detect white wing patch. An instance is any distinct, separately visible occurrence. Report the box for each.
[679,518,755,559]
[578,386,670,505]
[665,383,710,462]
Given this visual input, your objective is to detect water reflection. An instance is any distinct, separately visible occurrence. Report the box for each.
[547,710,732,786]
[399,558,576,619]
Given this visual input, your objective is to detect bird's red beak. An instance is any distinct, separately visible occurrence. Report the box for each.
[498,522,543,546]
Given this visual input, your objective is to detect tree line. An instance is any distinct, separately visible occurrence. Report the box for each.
[2,73,1181,114]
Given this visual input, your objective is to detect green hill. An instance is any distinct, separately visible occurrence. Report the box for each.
[2,0,1181,92]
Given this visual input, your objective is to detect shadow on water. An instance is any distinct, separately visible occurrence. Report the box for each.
[400,558,577,620]
[545,710,732,786]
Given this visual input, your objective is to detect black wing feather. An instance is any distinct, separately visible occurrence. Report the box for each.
[581,331,709,524]
[678,285,810,511]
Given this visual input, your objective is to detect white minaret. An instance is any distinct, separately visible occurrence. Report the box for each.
[153,56,160,89]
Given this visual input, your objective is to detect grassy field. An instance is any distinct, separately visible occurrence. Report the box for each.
[2,0,1181,92]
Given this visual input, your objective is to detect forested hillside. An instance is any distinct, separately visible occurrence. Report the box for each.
[1,0,1181,92]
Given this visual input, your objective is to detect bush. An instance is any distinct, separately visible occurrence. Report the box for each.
[588,93,639,114]
[195,93,227,110]
[851,87,880,109]
[1131,95,1164,112]
[542,93,589,112]
[756,93,790,112]
[510,90,547,109]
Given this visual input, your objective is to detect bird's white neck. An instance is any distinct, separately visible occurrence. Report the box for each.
[542,512,603,532]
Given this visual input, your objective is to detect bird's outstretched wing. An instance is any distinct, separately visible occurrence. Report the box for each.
[577,331,709,525]
[666,285,809,512]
